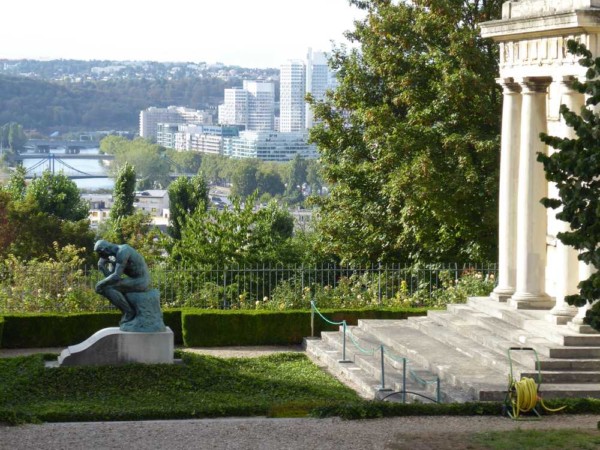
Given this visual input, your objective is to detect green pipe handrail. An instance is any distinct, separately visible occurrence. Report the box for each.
[311,299,441,403]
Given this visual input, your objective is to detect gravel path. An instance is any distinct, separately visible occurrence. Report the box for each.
[1,415,599,450]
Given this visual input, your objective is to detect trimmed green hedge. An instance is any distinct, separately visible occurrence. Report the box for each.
[0,308,424,349]
[182,308,428,347]
[0,316,4,348]
[1,312,121,348]
[0,309,184,348]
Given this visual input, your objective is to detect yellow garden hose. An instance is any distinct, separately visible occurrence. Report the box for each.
[508,376,567,419]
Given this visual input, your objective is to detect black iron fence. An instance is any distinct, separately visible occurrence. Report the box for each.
[0,263,497,313]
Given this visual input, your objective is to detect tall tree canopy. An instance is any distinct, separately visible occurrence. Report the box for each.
[538,40,600,330]
[167,174,209,241]
[110,162,136,220]
[310,0,502,264]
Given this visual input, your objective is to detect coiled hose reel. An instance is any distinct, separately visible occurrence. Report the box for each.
[504,347,566,420]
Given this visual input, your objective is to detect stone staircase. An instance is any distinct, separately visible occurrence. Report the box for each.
[303,296,600,403]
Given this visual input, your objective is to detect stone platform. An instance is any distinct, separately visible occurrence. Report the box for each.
[57,327,174,366]
[304,296,600,402]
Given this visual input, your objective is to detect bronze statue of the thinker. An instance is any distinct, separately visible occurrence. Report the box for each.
[94,240,165,332]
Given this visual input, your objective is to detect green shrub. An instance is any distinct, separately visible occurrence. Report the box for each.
[0,316,4,348]
[182,308,427,347]
[0,312,121,348]
[162,309,183,345]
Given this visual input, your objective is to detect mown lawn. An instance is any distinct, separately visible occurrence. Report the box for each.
[0,352,361,424]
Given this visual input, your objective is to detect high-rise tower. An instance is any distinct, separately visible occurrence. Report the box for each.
[305,48,329,129]
[280,60,306,132]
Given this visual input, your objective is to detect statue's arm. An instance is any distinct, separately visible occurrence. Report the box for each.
[97,257,112,277]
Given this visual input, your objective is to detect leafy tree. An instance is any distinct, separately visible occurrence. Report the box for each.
[102,137,171,189]
[167,174,209,240]
[257,168,285,197]
[538,40,600,330]
[199,153,231,186]
[3,165,27,200]
[306,160,323,195]
[171,194,298,267]
[0,191,16,257]
[231,159,260,198]
[25,170,88,221]
[7,123,27,151]
[6,196,94,262]
[110,162,136,220]
[166,149,203,174]
[309,0,502,264]
[286,154,307,196]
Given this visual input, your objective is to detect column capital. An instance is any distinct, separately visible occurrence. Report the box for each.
[496,77,521,94]
[518,77,552,94]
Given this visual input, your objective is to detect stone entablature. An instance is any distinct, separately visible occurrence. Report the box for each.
[503,0,600,19]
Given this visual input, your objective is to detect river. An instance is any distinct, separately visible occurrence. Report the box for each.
[21,148,115,191]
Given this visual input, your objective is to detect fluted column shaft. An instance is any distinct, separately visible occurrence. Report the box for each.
[549,77,583,322]
[510,77,554,309]
[492,78,522,302]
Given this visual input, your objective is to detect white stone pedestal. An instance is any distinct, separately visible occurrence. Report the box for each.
[57,327,174,366]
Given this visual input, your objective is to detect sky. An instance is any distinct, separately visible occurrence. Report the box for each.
[1,0,365,68]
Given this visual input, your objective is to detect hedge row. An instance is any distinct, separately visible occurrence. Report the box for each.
[181,308,428,347]
[0,308,427,349]
[0,310,183,348]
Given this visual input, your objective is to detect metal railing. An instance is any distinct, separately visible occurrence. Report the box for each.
[311,300,441,403]
[0,262,496,313]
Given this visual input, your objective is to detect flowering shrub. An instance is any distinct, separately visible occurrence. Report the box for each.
[0,243,104,313]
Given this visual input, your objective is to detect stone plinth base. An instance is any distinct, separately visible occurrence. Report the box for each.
[57,327,174,366]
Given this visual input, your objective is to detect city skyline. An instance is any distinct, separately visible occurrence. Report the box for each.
[1,0,364,68]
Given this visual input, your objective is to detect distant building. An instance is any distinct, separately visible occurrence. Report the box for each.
[226,130,317,162]
[134,190,170,217]
[279,60,306,132]
[305,48,330,129]
[218,87,248,127]
[139,106,212,140]
[218,80,275,131]
[156,124,240,154]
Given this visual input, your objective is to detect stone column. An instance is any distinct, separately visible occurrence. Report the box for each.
[510,77,554,309]
[569,262,598,333]
[491,78,521,302]
[548,77,582,323]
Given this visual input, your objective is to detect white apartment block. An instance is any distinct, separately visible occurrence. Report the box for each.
[218,88,248,127]
[280,60,306,132]
[227,130,317,162]
[244,80,275,131]
[156,124,240,154]
[218,81,275,131]
[139,106,212,140]
[305,49,330,129]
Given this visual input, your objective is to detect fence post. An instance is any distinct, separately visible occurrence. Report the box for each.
[402,358,407,403]
[339,321,351,363]
[311,300,315,337]
[378,345,391,391]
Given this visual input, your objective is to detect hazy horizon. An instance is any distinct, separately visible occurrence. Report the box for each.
[1,0,364,69]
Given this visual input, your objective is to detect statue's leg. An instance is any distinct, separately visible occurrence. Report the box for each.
[99,286,136,323]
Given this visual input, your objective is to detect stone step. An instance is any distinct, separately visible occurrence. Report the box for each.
[467,297,600,347]
[344,327,449,402]
[406,315,525,376]
[422,308,600,383]
[323,327,474,403]
[305,333,437,402]
[357,320,507,401]
[520,371,600,384]
[440,304,600,365]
